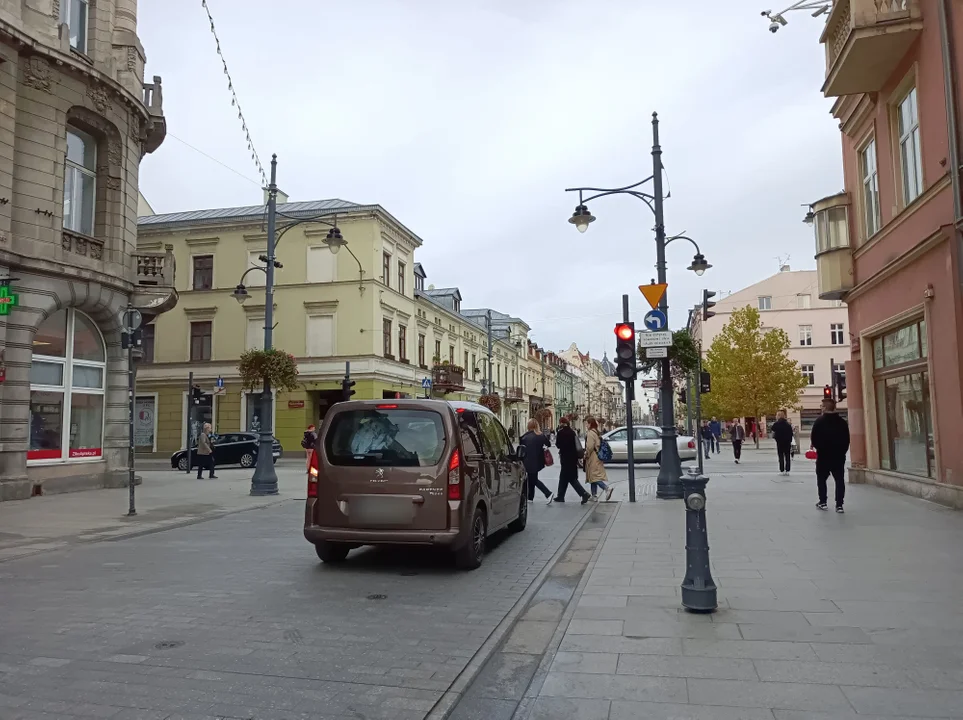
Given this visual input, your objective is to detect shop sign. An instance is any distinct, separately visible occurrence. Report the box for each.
[288,400,305,409]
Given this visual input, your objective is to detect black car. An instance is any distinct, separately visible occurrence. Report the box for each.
[171,432,283,471]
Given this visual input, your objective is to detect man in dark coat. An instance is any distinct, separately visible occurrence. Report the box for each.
[553,417,589,504]
[519,420,553,504]
[810,398,851,513]
[771,410,794,475]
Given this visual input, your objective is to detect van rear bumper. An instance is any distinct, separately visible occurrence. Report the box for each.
[304,525,461,546]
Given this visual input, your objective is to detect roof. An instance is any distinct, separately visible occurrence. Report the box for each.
[414,263,426,278]
[423,287,462,300]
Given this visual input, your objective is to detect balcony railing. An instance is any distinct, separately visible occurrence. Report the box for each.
[142,76,167,154]
[820,0,922,97]
[432,365,465,393]
[134,245,175,287]
[505,386,524,402]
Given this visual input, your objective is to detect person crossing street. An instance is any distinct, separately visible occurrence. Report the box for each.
[709,417,722,454]
[772,410,794,475]
[730,418,745,464]
[553,417,590,504]
[810,398,851,513]
[520,419,554,505]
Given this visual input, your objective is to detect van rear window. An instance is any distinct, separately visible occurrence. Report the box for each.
[324,409,446,467]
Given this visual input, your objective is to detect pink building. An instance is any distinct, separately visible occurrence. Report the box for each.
[807,0,963,507]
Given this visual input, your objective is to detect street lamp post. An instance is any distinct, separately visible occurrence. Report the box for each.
[565,113,711,500]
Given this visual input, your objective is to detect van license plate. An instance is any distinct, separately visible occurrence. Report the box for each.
[351,498,414,526]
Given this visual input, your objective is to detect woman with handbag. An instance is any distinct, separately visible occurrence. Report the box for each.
[553,417,590,504]
[584,418,613,501]
[520,419,554,505]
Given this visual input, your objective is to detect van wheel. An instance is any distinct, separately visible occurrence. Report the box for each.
[315,542,350,564]
[455,507,486,570]
[508,493,528,533]
[239,452,256,468]
[177,456,188,471]
[656,451,662,467]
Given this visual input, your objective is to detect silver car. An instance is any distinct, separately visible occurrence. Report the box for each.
[602,426,697,464]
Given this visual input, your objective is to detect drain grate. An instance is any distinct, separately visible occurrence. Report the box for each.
[366,594,387,600]
[153,641,184,650]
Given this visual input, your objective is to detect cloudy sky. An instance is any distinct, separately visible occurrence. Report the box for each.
[139,0,842,364]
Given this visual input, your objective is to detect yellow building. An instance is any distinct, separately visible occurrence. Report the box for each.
[133,197,537,454]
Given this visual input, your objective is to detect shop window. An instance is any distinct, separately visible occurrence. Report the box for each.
[28,309,105,463]
[63,126,96,237]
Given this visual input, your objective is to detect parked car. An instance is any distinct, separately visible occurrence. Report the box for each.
[171,432,282,471]
[304,399,528,570]
[601,425,697,464]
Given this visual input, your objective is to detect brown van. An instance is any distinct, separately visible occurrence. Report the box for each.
[304,399,528,569]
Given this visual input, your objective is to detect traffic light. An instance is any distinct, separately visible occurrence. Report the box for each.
[702,289,717,322]
[835,371,847,402]
[823,384,833,401]
[679,388,687,406]
[342,376,356,402]
[191,385,203,404]
[614,322,637,381]
[700,371,711,394]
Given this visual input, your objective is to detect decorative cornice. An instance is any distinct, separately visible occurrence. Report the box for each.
[838,93,876,137]
[183,306,218,317]
[241,303,277,315]
[303,300,338,313]
[185,236,219,247]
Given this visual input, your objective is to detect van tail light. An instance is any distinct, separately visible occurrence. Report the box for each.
[447,449,461,501]
[307,450,319,498]
[687,440,695,449]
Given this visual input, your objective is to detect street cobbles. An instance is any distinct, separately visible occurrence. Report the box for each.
[0,496,590,720]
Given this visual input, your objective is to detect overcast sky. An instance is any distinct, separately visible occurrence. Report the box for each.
[139,0,842,368]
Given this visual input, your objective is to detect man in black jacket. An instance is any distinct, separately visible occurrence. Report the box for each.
[810,398,851,513]
[771,411,794,476]
[553,417,589,504]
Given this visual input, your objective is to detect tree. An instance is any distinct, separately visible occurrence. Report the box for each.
[702,306,807,446]
[637,328,700,383]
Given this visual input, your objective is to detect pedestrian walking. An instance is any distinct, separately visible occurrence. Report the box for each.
[302,424,318,472]
[810,398,850,513]
[730,418,745,464]
[709,416,722,454]
[196,422,216,479]
[700,421,713,460]
[520,419,554,505]
[584,418,613,501]
[553,417,589,504]
[771,410,794,475]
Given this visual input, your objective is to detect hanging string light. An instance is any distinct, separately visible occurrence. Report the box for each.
[199,0,267,186]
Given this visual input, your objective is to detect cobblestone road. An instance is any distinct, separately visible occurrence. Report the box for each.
[0,494,594,720]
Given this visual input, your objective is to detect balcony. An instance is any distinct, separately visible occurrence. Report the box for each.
[810,193,854,300]
[505,386,524,402]
[820,0,923,97]
[132,245,178,317]
[432,364,465,393]
[142,77,167,154]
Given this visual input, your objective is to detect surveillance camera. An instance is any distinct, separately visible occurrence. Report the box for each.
[769,21,780,32]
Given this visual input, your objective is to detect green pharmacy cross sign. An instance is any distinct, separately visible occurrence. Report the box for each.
[0,284,19,315]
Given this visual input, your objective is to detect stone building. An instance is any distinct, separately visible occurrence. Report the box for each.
[0,0,171,500]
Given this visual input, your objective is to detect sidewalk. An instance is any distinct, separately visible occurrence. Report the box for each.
[0,465,306,562]
[521,460,963,719]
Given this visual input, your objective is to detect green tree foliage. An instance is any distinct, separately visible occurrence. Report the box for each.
[637,328,700,383]
[701,306,807,440]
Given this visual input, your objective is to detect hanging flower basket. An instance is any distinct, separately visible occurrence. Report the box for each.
[238,348,300,392]
[479,393,501,415]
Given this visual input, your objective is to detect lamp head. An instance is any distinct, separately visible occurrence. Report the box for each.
[568,204,595,233]
[233,284,249,305]
[324,226,347,254]
[688,253,711,277]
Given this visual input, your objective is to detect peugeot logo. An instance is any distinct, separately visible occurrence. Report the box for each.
[370,468,386,482]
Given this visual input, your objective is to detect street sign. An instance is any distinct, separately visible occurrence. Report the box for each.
[643,309,667,331]
[641,379,660,389]
[639,283,667,310]
[637,331,672,348]
[422,377,432,389]
[646,347,668,359]
[0,285,19,316]
[120,308,142,332]
[216,376,224,389]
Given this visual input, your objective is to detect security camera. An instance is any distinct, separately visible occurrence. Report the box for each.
[769,21,780,32]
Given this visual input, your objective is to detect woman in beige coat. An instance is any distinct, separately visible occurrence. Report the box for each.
[583,418,612,501]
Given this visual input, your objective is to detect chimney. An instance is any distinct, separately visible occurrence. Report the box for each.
[263,188,289,204]
[779,264,791,272]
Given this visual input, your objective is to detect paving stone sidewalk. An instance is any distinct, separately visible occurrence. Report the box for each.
[521,465,963,719]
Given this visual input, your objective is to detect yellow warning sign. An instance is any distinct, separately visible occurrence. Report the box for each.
[639,283,667,310]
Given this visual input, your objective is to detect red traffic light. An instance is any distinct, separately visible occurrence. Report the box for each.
[823,385,833,399]
[615,323,634,341]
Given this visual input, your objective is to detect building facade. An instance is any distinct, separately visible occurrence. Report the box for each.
[0,0,170,500]
[807,0,963,506]
[558,343,621,424]
[691,268,851,435]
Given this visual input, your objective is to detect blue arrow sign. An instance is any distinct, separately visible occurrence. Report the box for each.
[643,310,667,331]
[216,376,224,388]
[422,377,432,389]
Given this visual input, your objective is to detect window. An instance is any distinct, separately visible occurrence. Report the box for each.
[306,315,334,357]
[796,294,811,309]
[245,317,262,351]
[434,340,441,362]
[418,334,426,367]
[454,298,461,313]
[307,246,336,283]
[60,0,88,54]
[415,273,424,292]
[247,251,265,287]
[398,262,406,295]
[799,325,813,347]
[140,324,155,363]
[464,351,469,370]
[449,345,455,364]
[859,137,881,237]
[63,127,96,236]
[758,296,772,311]
[382,252,391,287]
[801,364,815,386]
[471,353,476,374]
[833,362,846,379]
[897,87,923,205]
[383,318,393,357]
[398,325,407,361]
[29,309,105,463]
[189,321,212,361]
[831,323,845,345]
[192,255,213,290]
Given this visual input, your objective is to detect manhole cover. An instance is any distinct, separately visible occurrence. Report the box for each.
[366,594,387,600]
[154,641,184,650]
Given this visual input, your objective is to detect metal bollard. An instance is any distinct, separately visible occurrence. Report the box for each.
[681,469,717,613]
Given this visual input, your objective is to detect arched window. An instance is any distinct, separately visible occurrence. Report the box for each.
[28,309,106,463]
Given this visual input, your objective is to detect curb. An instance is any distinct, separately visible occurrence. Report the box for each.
[424,501,599,720]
